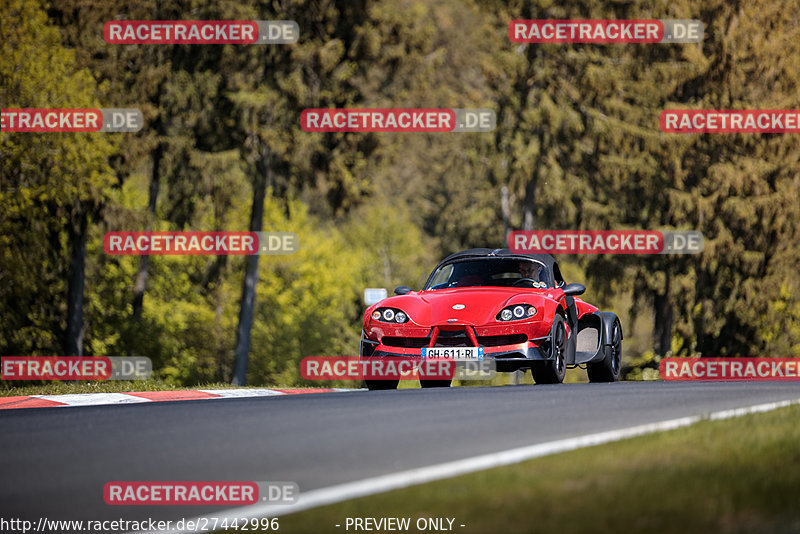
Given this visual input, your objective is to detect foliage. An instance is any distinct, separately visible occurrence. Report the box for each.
[1,0,799,384]
[0,0,116,355]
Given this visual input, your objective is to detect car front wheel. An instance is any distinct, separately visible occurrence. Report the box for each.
[531,314,567,384]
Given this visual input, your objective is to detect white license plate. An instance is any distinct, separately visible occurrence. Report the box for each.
[421,347,484,360]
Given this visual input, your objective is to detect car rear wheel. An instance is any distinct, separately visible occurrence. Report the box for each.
[420,380,451,388]
[364,380,399,391]
[587,318,622,382]
[531,314,567,384]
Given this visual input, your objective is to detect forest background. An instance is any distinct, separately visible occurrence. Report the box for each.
[2,0,799,386]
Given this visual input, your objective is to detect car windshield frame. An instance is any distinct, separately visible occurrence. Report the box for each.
[423,257,551,290]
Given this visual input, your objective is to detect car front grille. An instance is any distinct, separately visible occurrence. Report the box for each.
[381,336,429,348]
[382,328,527,349]
[432,328,470,347]
[476,334,527,347]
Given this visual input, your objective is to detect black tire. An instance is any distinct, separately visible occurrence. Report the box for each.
[364,379,399,391]
[587,318,622,382]
[531,314,567,384]
[420,379,451,388]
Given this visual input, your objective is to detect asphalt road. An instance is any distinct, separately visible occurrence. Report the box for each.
[2,381,800,528]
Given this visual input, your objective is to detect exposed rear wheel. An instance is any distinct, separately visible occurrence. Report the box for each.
[531,315,567,384]
[587,318,622,382]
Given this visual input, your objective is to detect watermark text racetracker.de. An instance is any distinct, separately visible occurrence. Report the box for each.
[103,231,298,255]
[104,20,298,44]
[301,108,496,133]
[509,230,704,254]
[301,356,497,381]
[1,357,151,380]
[509,19,703,44]
[1,108,142,132]
[660,109,800,133]
[660,358,800,381]
[103,481,297,505]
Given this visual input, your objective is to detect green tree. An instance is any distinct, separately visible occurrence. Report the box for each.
[0,0,116,356]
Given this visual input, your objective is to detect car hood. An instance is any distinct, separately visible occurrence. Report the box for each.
[378,287,552,326]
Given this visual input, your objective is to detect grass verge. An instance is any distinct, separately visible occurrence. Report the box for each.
[277,404,800,534]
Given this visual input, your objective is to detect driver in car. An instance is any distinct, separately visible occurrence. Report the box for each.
[518,261,543,283]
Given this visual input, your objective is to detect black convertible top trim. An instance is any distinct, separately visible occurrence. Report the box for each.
[427,248,565,289]
[439,248,556,271]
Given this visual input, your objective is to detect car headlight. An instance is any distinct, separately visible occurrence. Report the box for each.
[497,304,537,321]
[371,307,410,323]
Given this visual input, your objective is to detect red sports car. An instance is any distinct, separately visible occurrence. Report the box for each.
[360,248,623,389]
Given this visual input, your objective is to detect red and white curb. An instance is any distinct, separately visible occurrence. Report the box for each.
[0,388,359,410]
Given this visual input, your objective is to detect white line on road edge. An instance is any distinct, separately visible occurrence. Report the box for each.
[37,393,151,406]
[135,397,800,534]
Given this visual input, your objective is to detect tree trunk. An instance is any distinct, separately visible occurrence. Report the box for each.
[232,148,270,385]
[133,142,164,317]
[65,211,88,356]
[522,175,537,231]
[501,184,510,243]
[653,274,673,357]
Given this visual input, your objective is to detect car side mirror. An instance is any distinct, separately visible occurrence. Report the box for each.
[562,283,586,296]
[394,286,413,295]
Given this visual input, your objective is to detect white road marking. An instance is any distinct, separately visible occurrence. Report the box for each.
[198,389,286,397]
[135,397,800,534]
[36,393,150,406]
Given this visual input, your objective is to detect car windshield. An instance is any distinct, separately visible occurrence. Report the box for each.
[424,258,550,290]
